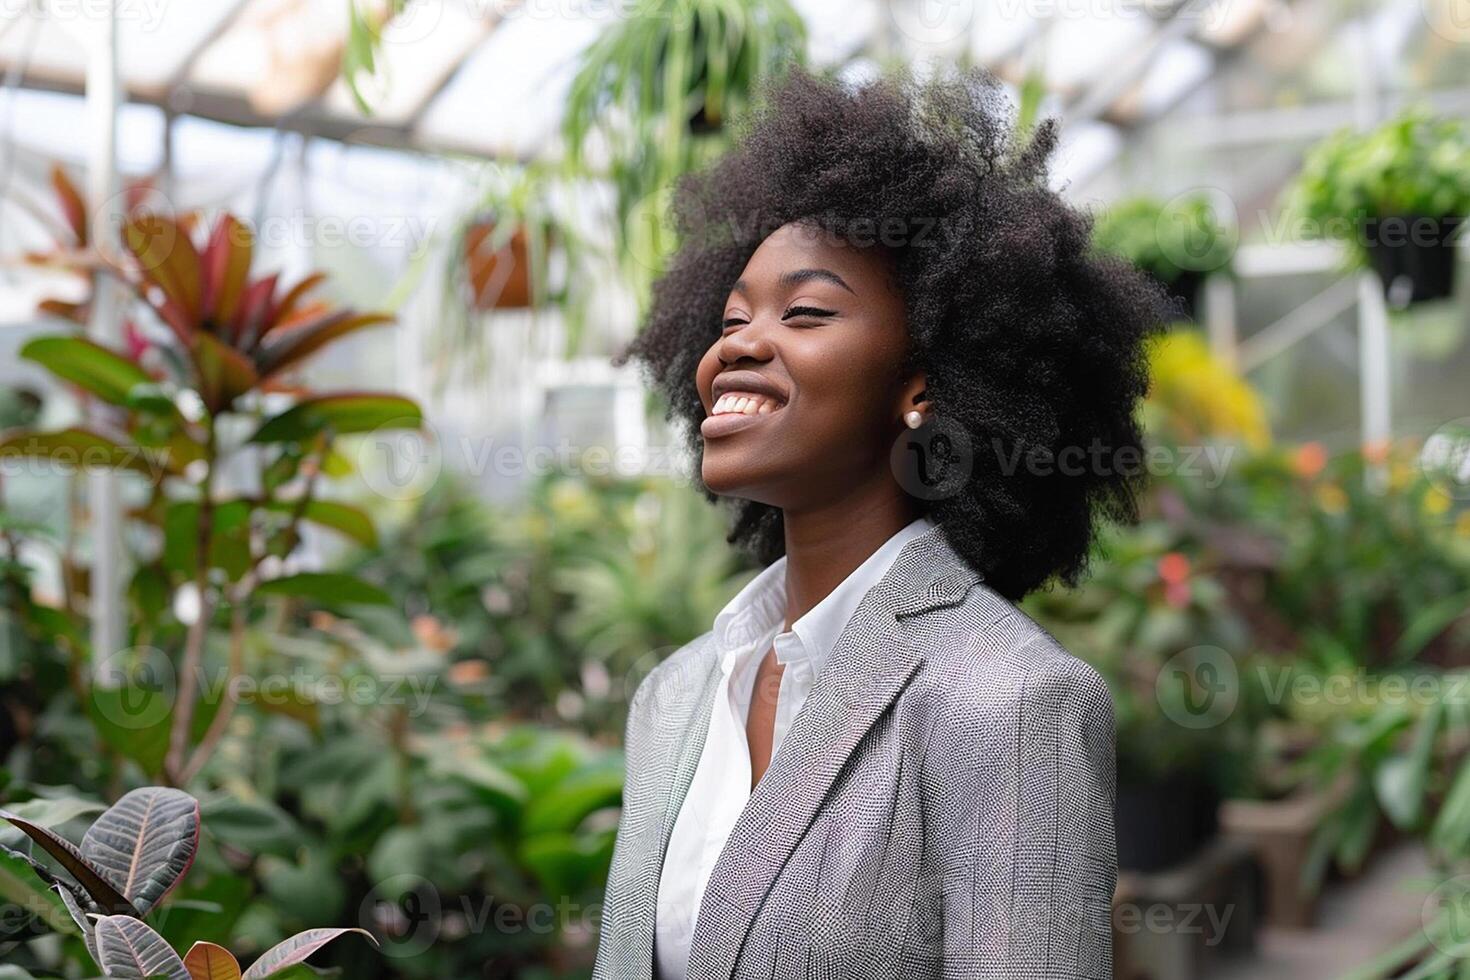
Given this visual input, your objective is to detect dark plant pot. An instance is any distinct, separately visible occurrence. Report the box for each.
[1116,772,1220,873]
[1365,214,1461,307]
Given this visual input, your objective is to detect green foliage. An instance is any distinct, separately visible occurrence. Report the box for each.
[342,469,752,731]
[1280,104,1470,268]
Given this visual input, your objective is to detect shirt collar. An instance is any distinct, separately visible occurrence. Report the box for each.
[710,514,937,680]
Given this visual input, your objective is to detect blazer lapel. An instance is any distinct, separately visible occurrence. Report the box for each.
[685,525,980,980]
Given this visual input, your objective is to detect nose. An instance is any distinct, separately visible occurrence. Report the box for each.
[717,316,776,367]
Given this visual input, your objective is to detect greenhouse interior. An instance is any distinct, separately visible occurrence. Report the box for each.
[1,0,1470,977]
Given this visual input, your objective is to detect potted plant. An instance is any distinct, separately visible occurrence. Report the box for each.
[1093,193,1237,322]
[561,0,807,301]
[1280,105,1470,307]
[429,161,598,380]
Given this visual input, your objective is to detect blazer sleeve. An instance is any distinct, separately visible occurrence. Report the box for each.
[591,671,655,980]
[928,651,1118,980]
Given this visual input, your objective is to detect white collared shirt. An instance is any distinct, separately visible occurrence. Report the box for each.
[652,514,937,980]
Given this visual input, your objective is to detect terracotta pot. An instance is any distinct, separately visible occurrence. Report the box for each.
[463,221,533,310]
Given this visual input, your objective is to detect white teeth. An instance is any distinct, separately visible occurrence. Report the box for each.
[712,392,781,416]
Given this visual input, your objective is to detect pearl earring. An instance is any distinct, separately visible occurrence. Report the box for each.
[904,410,924,429]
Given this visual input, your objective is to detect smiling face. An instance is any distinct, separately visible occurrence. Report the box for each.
[694,221,924,511]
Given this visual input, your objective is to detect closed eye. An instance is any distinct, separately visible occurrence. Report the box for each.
[783,306,837,320]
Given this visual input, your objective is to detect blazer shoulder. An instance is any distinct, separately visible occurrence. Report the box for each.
[627,630,719,722]
[915,581,1112,725]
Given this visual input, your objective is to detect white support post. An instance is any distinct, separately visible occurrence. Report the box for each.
[1357,271,1392,491]
[86,0,124,666]
[1352,9,1389,490]
[1204,274,1237,369]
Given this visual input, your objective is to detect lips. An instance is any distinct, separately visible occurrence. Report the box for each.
[703,371,789,440]
[701,409,779,438]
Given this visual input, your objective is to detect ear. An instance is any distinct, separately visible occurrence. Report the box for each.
[897,371,929,426]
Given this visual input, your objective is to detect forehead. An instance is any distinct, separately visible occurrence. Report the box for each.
[736,221,896,290]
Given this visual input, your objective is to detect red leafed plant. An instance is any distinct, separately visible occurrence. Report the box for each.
[1,163,421,788]
[120,211,390,413]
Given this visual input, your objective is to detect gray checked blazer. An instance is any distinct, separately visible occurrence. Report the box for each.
[592,522,1117,980]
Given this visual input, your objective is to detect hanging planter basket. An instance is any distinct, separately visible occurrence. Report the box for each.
[1364,214,1462,307]
[462,220,533,311]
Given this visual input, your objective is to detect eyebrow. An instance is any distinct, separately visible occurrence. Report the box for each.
[730,267,856,297]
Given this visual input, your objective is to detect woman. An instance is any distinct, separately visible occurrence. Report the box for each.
[594,64,1170,980]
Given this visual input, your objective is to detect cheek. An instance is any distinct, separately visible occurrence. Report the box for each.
[693,344,722,406]
[794,348,899,432]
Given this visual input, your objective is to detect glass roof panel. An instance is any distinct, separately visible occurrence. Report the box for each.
[413,10,603,159]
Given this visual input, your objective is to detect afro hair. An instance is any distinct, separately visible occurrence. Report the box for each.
[613,63,1172,601]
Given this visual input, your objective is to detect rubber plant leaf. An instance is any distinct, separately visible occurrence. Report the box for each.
[94,914,190,980]
[80,787,200,916]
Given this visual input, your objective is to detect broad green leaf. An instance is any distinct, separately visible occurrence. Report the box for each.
[254,572,391,607]
[82,788,200,915]
[88,679,175,778]
[0,796,105,830]
[0,845,75,934]
[249,393,420,444]
[0,428,159,476]
[240,928,378,980]
[1374,700,1442,829]
[164,499,253,582]
[199,796,300,859]
[184,941,242,980]
[94,914,190,980]
[521,764,623,836]
[262,499,377,547]
[20,336,151,405]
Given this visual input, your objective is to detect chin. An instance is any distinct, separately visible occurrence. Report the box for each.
[700,455,779,504]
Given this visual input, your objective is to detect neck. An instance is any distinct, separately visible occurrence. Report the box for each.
[780,485,919,630]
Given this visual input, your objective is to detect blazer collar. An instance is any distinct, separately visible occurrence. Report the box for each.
[685,522,981,979]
